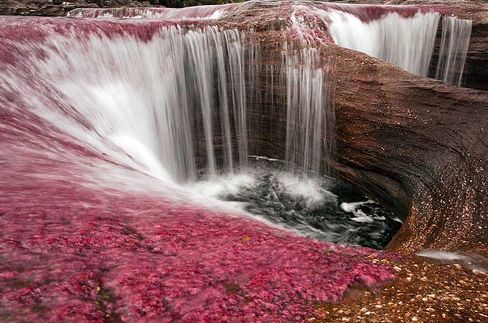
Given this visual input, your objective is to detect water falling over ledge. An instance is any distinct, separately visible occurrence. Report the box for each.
[435,16,473,86]
[4,24,256,184]
[68,3,474,87]
[327,10,472,85]
[284,47,335,175]
[328,10,441,77]
[0,17,337,186]
[283,2,473,87]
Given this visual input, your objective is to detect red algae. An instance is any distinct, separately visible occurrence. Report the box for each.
[0,100,396,320]
[0,174,396,321]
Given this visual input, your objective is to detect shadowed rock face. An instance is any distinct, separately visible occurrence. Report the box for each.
[218,0,488,255]
[329,48,488,254]
[463,19,488,90]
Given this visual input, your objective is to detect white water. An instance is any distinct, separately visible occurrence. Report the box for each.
[285,47,335,174]
[340,201,376,223]
[17,26,252,183]
[436,16,472,86]
[327,10,472,85]
[277,172,336,207]
[188,168,337,210]
[188,172,256,198]
[328,10,441,77]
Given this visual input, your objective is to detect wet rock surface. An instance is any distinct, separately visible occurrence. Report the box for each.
[316,256,488,322]
[328,48,488,255]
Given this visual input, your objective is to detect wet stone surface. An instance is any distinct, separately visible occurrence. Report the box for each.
[315,256,488,322]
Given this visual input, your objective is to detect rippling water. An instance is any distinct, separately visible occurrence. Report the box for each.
[189,159,403,249]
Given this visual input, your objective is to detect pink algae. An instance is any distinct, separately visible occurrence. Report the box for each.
[0,173,396,321]
[0,109,396,321]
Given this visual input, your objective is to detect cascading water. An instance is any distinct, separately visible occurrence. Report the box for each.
[287,2,472,86]
[325,8,472,85]
[327,10,441,77]
[4,24,252,183]
[284,47,335,174]
[435,16,473,86]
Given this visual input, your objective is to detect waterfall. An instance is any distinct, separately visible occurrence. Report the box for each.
[284,48,335,175]
[2,16,338,190]
[328,10,441,77]
[3,24,251,183]
[435,16,472,86]
[326,9,472,86]
[226,32,250,168]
